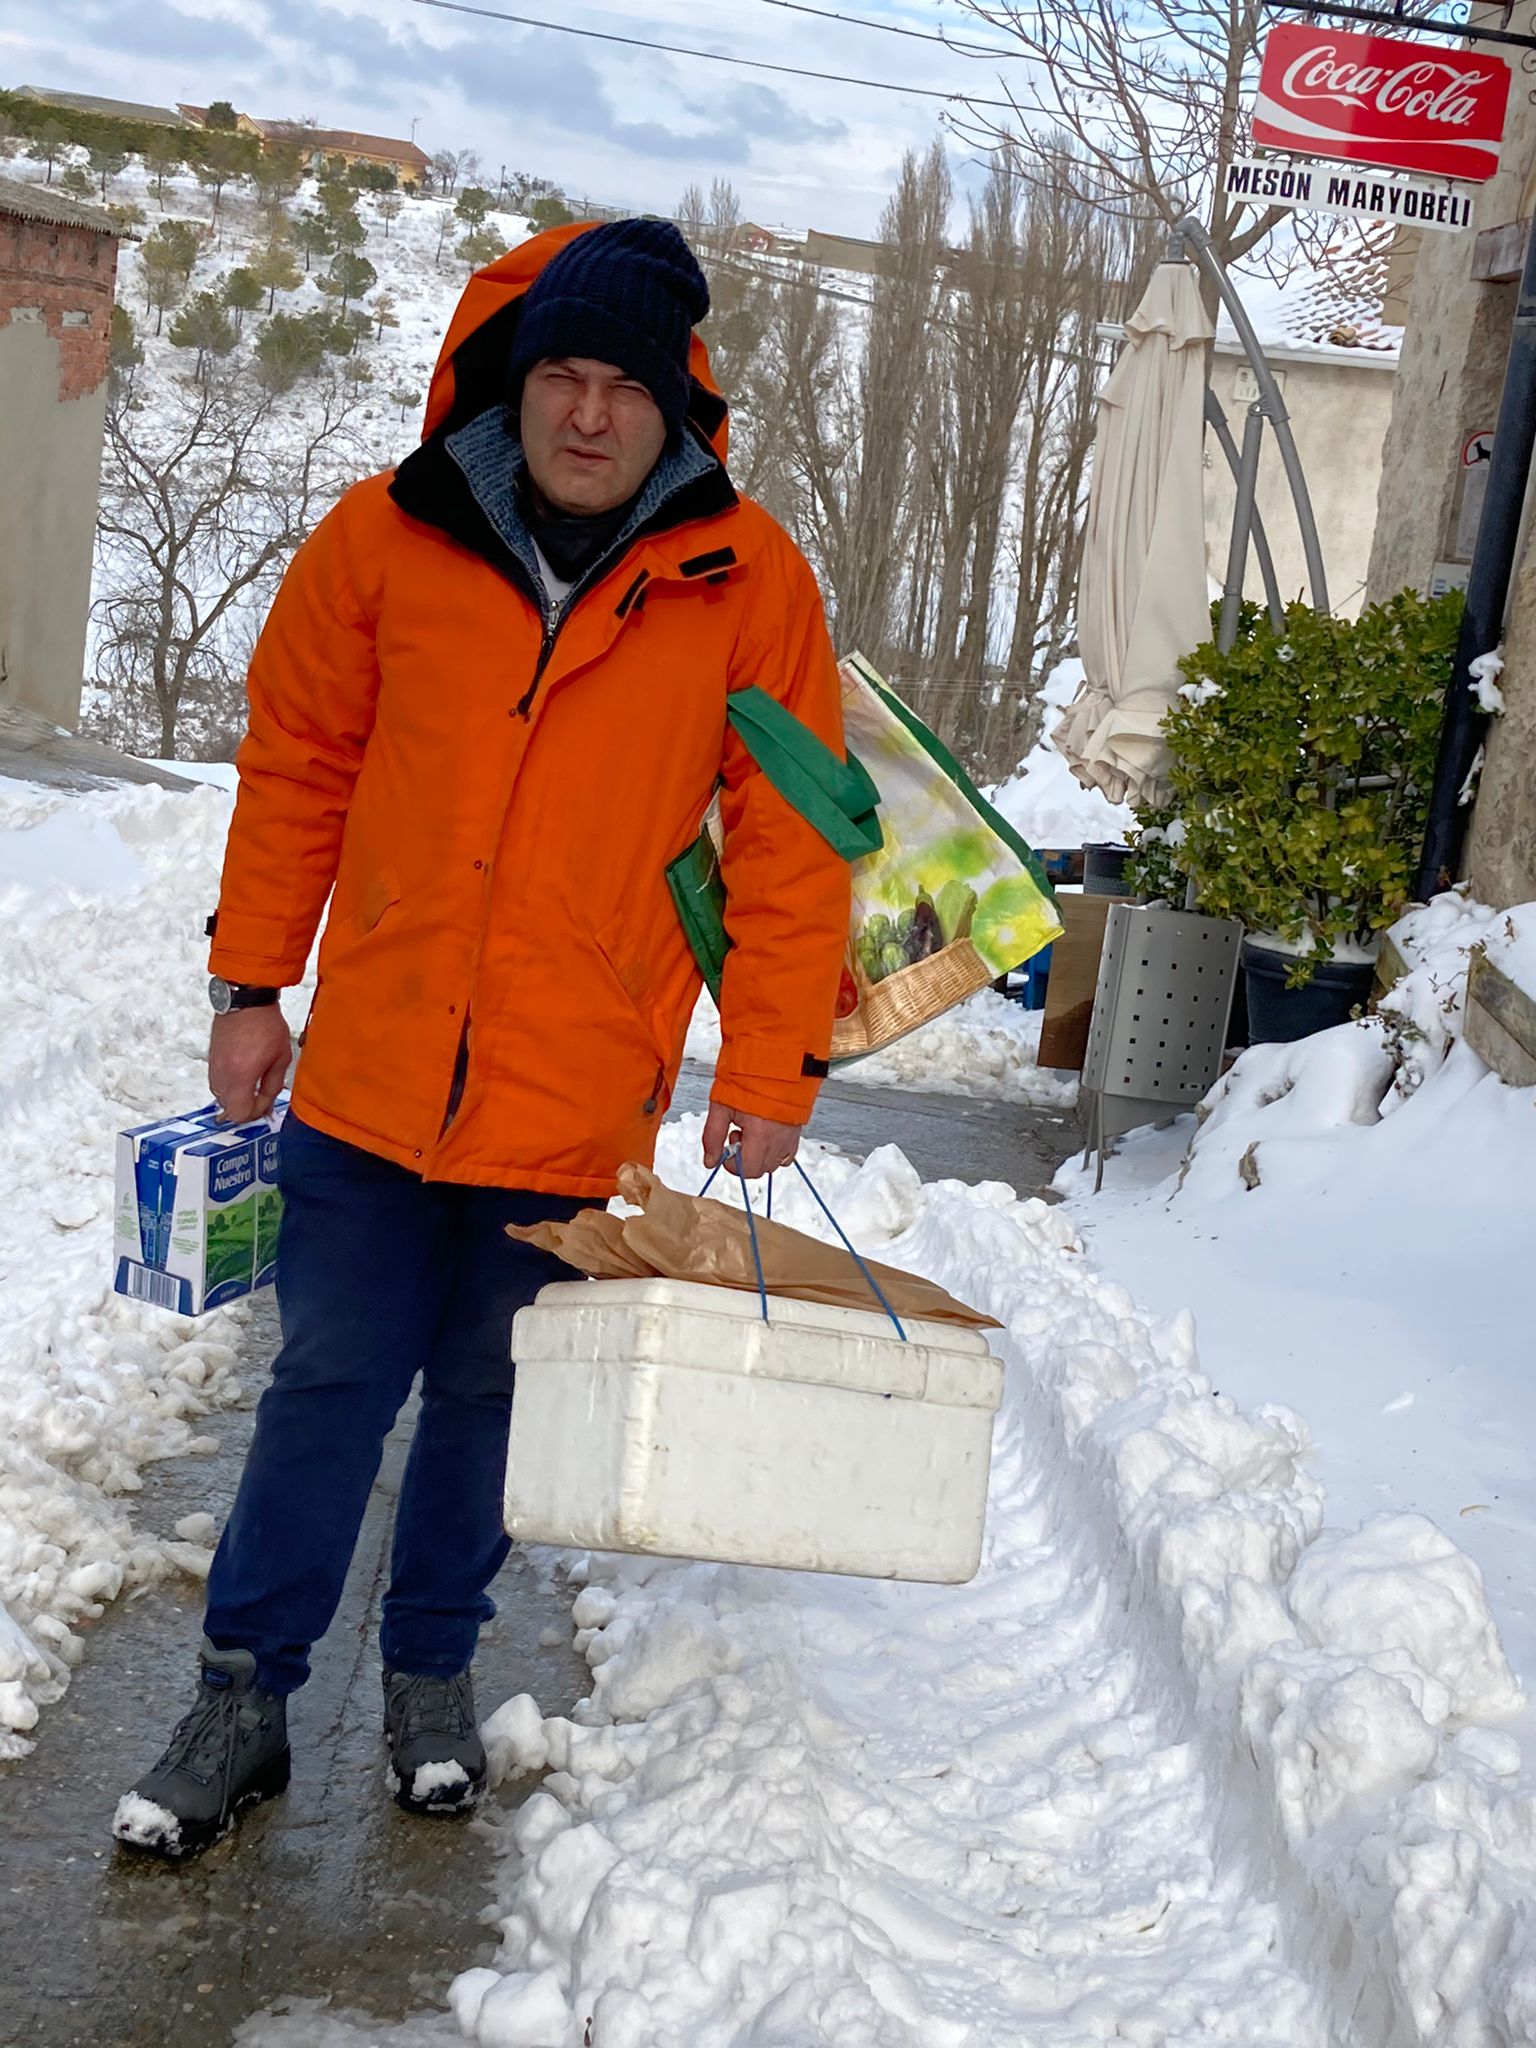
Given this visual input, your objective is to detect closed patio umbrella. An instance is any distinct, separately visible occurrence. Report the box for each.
[1054,261,1214,812]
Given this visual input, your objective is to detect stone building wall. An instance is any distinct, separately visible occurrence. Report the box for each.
[1367,7,1536,605]
[1366,2,1536,905]
[0,193,118,729]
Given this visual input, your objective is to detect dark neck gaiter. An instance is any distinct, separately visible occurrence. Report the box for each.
[520,477,644,586]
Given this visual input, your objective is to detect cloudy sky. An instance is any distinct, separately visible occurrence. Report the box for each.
[0,0,1040,233]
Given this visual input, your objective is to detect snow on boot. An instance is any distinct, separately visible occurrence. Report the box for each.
[382,1668,486,1815]
[112,1639,289,1860]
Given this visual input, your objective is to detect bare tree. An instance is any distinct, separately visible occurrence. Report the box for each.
[708,177,742,256]
[834,143,953,663]
[92,373,364,758]
[950,0,1291,288]
[677,183,707,250]
[430,146,479,197]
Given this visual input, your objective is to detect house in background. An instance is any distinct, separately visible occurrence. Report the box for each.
[0,176,120,731]
[1204,240,1400,620]
[177,106,431,183]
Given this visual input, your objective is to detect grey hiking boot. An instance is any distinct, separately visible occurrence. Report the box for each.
[382,1667,486,1815]
[112,1639,289,1860]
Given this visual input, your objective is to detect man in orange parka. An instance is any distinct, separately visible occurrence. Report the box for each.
[113,220,850,1860]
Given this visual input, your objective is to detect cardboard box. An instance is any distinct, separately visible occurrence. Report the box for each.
[1037,893,1114,1072]
[113,1097,288,1315]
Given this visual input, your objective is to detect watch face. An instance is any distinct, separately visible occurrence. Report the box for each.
[209,975,233,1015]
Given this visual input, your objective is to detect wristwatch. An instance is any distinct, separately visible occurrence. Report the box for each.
[209,977,280,1014]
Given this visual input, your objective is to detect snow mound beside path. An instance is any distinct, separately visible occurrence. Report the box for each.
[687,987,1077,1109]
[0,775,253,1756]
[442,1120,1534,2048]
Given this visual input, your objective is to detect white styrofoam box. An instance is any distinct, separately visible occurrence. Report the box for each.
[506,1277,1005,1585]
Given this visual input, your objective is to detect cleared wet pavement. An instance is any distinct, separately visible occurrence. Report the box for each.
[0,1077,1078,2045]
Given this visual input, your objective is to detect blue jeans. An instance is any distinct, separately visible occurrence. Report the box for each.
[204,1112,587,1696]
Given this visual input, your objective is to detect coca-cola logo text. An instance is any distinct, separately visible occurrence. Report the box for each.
[1253,23,1510,181]
[1280,43,1493,131]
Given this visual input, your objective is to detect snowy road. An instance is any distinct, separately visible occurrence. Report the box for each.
[0,1290,593,2048]
[5,774,1536,2048]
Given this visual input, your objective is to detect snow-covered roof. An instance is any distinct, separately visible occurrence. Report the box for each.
[1217,231,1401,364]
[0,173,118,237]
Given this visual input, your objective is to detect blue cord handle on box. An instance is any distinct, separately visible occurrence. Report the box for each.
[698,1151,907,1341]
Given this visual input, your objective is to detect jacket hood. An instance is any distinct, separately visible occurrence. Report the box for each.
[421,220,729,459]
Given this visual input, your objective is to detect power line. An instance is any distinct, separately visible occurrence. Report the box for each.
[401,0,1018,109]
[746,0,1023,61]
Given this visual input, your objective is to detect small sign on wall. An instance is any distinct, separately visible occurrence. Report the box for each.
[1221,154,1477,229]
[1430,560,1471,599]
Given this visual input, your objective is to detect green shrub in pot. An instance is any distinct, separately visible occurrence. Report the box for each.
[1134,589,1462,985]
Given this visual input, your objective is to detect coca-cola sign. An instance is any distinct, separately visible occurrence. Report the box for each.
[1253,22,1510,182]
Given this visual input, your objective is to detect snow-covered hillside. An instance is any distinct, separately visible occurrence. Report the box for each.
[101,150,525,466]
[0,143,531,753]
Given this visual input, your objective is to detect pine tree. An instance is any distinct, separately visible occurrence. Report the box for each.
[457,227,503,271]
[89,148,128,199]
[455,185,493,231]
[320,251,377,315]
[250,238,303,311]
[293,210,335,274]
[141,245,188,336]
[168,290,237,379]
[223,267,265,333]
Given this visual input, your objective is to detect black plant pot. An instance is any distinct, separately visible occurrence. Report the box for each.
[1082,842,1136,897]
[1241,939,1376,1045]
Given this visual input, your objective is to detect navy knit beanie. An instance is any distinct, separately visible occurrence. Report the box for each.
[509,219,711,439]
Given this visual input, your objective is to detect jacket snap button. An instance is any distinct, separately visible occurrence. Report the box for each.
[643,1097,658,1115]
[473,859,483,870]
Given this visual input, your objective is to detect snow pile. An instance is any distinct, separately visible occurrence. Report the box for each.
[1071,900,1536,1696]
[433,1111,1534,2048]
[989,657,1135,853]
[686,986,1077,1107]
[0,774,258,1754]
[1177,889,1521,1203]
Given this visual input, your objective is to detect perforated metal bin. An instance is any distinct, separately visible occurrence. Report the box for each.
[1081,904,1242,1156]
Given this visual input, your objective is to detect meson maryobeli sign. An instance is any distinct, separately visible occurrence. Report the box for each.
[1252,22,1510,182]
[1222,155,1477,232]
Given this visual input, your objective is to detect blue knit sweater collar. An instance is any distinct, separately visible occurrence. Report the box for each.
[444,403,715,621]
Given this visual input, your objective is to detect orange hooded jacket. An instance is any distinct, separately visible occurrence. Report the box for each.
[208,224,850,1197]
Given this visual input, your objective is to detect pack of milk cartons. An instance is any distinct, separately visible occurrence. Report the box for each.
[113,1095,288,1315]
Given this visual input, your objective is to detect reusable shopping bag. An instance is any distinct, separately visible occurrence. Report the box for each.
[667,655,1062,1059]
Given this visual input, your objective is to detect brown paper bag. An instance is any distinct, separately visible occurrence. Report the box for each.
[508,1162,1000,1331]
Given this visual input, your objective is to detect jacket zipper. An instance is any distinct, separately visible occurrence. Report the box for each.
[516,597,564,719]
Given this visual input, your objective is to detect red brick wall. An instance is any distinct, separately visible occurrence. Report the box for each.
[0,214,119,402]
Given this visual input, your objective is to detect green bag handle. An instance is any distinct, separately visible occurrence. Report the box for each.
[725,685,883,862]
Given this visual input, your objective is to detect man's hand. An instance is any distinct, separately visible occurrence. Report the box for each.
[702,1102,801,1180]
[209,1006,293,1124]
